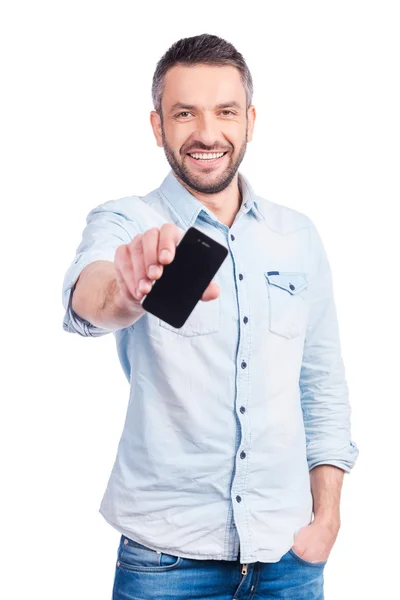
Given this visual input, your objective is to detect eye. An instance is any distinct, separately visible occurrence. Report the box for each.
[175,112,192,118]
[221,110,235,116]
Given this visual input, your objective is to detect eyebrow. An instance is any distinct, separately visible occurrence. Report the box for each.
[169,101,242,113]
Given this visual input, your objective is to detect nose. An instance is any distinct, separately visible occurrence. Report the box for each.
[194,113,222,148]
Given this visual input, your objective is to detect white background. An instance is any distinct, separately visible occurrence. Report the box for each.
[1,1,399,598]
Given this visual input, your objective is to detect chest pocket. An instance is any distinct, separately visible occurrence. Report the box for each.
[264,271,309,339]
[158,295,221,337]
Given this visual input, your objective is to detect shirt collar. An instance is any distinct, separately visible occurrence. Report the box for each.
[158,169,266,228]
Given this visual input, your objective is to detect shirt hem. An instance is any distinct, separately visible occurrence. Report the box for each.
[98,507,240,561]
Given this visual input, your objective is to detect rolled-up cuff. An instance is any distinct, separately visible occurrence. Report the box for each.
[306,440,359,473]
[63,279,113,337]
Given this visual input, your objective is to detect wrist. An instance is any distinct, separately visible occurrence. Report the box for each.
[313,512,341,532]
[112,280,145,321]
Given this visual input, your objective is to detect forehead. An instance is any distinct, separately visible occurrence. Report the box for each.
[162,64,246,110]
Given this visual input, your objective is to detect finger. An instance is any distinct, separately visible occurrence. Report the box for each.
[201,281,220,302]
[158,223,184,264]
[141,227,163,280]
[127,234,151,298]
[114,244,138,300]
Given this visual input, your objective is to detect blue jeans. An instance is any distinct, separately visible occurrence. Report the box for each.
[112,535,326,599]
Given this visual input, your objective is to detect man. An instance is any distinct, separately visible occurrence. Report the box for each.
[62,33,359,599]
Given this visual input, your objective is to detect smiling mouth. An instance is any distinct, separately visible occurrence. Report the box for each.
[186,151,229,166]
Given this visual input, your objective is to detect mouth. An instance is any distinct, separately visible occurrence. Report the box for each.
[186,151,229,167]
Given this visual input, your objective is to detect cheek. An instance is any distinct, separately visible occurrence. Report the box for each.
[166,126,195,150]
[223,126,246,146]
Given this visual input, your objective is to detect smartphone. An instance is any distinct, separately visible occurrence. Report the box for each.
[140,226,228,328]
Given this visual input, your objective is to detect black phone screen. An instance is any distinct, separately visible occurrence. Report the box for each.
[141,227,228,328]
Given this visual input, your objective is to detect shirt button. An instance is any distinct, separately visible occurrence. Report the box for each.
[240,451,246,459]
[289,283,295,290]
[243,316,248,324]
[239,274,243,280]
[241,361,247,369]
[240,406,246,414]
[236,495,242,503]
[231,234,235,241]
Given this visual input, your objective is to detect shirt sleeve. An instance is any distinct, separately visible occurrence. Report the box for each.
[299,222,359,473]
[61,201,139,337]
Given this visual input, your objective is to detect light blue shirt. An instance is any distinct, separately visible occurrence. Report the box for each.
[62,169,359,564]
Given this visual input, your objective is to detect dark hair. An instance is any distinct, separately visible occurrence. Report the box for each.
[151,33,253,118]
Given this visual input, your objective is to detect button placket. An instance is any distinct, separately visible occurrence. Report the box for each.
[231,246,251,548]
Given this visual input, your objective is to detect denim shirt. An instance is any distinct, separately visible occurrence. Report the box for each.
[62,169,359,564]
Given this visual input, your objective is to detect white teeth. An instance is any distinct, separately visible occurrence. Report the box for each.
[189,152,225,160]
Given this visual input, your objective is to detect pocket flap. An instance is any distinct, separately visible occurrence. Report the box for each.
[264,271,308,294]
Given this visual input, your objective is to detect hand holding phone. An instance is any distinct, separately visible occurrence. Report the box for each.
[113,223,221,318]
[141,226,228,328]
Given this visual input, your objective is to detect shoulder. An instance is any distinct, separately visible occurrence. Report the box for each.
[90,195,145,222]
[87,192,171,232]
[254,194,315,235]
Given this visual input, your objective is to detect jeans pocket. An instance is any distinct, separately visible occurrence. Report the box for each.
[117,535,183,572]
[288,547,327,568]
[264,271,309,339]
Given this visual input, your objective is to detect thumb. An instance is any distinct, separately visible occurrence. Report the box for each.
[201,281,220,302]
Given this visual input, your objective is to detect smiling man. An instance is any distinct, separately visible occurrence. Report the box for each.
[62,33,359,599]
[153,62,252,225]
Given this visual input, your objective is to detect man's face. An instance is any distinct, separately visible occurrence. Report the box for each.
[151,64,255,194]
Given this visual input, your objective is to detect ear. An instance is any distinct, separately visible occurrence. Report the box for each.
[246,105,256,143]
[150,111,163,147]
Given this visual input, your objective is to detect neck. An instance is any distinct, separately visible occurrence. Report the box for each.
[177,173,243,229]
